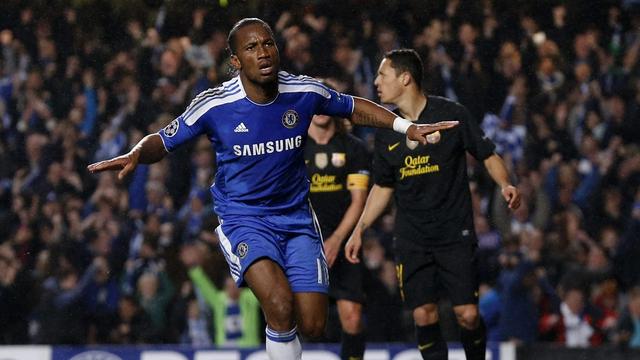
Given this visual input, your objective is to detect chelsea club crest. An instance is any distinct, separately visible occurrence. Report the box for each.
[282,109,299,129]
[237,242,249,259]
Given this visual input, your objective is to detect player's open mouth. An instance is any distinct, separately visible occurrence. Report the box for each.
[259,62,273,75]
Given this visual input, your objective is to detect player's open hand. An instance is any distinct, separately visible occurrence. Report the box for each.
[87,151,140,181]
[501,185,521,210]
[407,120,459,145]
[344,230,363,264]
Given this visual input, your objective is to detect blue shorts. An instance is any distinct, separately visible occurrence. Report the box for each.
[216,204,329,293]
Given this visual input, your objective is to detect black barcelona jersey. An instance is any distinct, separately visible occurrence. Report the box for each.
[372,96,495,248]
[304,132,370,238]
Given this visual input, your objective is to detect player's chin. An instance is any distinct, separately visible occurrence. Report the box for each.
[255,72,278,84]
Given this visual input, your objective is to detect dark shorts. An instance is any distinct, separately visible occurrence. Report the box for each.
[394,241,479,309]
[328,250,365,303]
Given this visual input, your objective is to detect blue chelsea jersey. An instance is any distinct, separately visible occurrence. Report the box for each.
[158,71,355,217]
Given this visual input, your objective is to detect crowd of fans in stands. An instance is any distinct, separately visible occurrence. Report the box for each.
[0,0,639,348]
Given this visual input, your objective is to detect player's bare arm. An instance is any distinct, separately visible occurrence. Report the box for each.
[345,184,394,264]
[87,133,168,180]
[350,97,458,144]
[324,187,367,267]
[484,153,521,210]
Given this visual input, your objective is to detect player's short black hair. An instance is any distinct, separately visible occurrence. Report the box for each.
[384,49,424,90]
[227,18,274,55]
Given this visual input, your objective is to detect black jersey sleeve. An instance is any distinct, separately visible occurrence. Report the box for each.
[372,131,396,187]
[346,134,370,175]
[346,134,371,190]
[459,104,496,161]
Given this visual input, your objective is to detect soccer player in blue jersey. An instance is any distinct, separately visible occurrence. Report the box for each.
[88,18,457,360]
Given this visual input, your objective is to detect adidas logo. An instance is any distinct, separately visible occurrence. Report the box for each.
[234,122,249,133]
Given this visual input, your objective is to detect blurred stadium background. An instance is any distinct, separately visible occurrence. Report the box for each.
[0,0,640,359]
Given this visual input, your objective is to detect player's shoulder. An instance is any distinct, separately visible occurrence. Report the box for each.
[373,127,400,146]
[278,70,323,84]
[344,132,368,151]
[278,71,331,98]
[182,77,244,124]
[427,95,467,115]
[187,77,243,109]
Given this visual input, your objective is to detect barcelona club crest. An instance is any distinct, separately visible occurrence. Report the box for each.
[163,119,179,137]
[282,109,300,129]
[315,153,328,169]
[331,153,346,167]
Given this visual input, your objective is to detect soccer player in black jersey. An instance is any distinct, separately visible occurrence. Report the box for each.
[345,49,521,360]
[305,106,370,360]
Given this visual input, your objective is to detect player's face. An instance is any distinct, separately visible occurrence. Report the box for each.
[232,24,280,85]
[374,58,405,104]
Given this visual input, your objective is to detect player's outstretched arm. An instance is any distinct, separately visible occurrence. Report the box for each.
[484,153,521,210]
[87,133,168,181]
[345,184,394,264]
[350,97,459,144]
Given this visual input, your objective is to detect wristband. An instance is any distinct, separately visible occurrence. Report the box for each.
[392,117,413,134]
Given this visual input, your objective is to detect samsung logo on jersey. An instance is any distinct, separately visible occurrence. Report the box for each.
[233,135,303,156]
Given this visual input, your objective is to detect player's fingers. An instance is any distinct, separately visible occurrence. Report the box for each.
[510,193,522,210]
[345,244,353,263]
[417,121,459,133]
[346,243,360,264]
[504,189,519,210]
[327,254,336,268]
[431,120,459,130]
[117,160,135,181]
[87,158,125,173]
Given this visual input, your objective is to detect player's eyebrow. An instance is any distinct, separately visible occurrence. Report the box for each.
[243,39,258,48]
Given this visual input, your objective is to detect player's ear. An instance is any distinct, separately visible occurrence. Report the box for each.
[401,72,411,87]
[230,54,241,71]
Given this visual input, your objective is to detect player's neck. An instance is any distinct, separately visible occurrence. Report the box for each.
[397,90,427,121]
[240,74,279,104]
[308,122,335,144]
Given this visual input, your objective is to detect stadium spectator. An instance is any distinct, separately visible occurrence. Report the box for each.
[0,0,638,349]
[180,242,261,347]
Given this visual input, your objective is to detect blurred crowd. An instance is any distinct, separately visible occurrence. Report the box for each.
[0,0,640,349]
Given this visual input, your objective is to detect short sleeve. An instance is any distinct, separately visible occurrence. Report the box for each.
[317,86,354,118]
[371,132,396,187]
[157,113,207,152]
[346,135,370,191]
[346,135,370,175]
[459,104,495,161]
